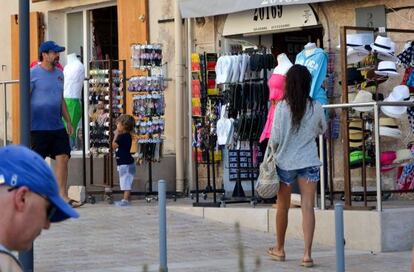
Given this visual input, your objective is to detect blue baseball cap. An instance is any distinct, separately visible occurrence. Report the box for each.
[39,40,65,54]
[0,145,79,223]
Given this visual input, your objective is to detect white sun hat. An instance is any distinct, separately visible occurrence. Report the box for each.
[337,33,373,64]
[381,85,412,118]
[370,36,397,61]
[352,90,374,112]
[375,61,399,77]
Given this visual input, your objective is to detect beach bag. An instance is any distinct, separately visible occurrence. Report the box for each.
[255,143,279,198]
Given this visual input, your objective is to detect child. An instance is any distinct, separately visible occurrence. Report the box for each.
[112,114,136,206]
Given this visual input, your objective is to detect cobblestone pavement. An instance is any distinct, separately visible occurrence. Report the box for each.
[34,201,412,272]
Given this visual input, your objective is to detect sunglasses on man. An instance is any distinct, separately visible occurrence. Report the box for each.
[7,186,57,221]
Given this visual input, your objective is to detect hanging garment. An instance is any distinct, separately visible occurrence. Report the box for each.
[397,45,414,68]
[215,55,233,84]
[397,163,414,190]
[295,48,328,104]
[259,74,286,143]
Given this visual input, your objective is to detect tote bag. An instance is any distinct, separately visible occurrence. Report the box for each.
[255,143,280,199]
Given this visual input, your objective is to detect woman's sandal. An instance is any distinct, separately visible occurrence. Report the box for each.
[301,259,314,268]
[267,247,286,262]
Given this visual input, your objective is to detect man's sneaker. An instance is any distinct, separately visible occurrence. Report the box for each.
[115,199,131,207]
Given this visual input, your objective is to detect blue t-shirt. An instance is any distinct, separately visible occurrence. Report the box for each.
[30,65,65,131]
[115,133,134,165]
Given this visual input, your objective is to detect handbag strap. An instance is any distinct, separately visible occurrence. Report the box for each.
[263,141,275,164]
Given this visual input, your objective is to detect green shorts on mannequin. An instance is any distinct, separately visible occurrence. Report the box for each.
[63,98,81,141]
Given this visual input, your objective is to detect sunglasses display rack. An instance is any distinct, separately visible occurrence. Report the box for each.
[88,59,126,190]
[334,26,414,211]
[129,43,174,202]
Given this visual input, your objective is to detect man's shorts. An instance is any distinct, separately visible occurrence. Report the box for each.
[31,128,71,159]
[276,166,320,185]
[117,163,136,191]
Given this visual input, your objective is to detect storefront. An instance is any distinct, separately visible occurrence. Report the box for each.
[182,0,414,207]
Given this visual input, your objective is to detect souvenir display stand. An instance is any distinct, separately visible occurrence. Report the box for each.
[323,26,414,211]
[129,43,176,202]
[87,59,126,202]
[190,49,274,207]
[191,52,224,207]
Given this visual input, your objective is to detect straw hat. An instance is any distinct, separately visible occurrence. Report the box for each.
[349,120,363,133]
[349,131,368,147]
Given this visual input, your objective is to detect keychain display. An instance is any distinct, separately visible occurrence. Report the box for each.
[131,43,163,69]
[88,61,126,156]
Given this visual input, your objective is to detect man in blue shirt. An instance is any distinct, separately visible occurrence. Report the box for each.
[30,41,80,207]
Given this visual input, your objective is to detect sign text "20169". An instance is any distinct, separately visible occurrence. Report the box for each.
[253,6,283,21]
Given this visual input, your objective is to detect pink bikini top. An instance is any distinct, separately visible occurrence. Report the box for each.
[268,73,286,101]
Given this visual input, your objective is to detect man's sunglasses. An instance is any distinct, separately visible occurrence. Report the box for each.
[7,187,57,221]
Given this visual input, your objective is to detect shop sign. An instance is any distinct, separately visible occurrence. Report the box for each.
[223,4,318,36]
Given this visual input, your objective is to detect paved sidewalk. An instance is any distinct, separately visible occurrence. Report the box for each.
[34,201,412,271]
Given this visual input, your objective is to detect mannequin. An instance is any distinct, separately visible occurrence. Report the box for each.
[273,53,293,75]
[304,42,316,56]
[259,53,293,144]
[63,53,85,149]
[295,42,328,104]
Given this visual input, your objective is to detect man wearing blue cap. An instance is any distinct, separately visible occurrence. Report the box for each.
[30,41,80,207]
[0,145,79,271]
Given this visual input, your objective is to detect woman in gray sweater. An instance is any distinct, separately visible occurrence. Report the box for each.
[267,64,327,268]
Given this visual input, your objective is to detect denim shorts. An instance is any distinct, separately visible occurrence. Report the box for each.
[276,166,320,185]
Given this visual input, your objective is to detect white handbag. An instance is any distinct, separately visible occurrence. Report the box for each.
[255,143,280,199]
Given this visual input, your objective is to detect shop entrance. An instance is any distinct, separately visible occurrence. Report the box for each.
[272,27,324,63]
[91,6,118,61]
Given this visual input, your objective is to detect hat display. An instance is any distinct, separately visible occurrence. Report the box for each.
[393,149,414,164]
[381,85,412,118]
[375,61,399,77]
[347,48,370,64]
[0,145,79,223]
[370,36,397,61]
[352,90,374,112]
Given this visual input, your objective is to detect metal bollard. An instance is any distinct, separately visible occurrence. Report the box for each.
[335,203,345,272]
[158,180,168,272]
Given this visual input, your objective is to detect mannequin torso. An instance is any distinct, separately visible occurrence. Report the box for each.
[273,53,293,75]
[304,42,316,57]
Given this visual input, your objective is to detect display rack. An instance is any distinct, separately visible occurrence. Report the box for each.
[87,59,126,201]
[191,52,225,207]
[129,43,174,202]
[336,26,414,210]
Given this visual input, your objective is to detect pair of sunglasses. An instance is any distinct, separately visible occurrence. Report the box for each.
[7,186,57,221]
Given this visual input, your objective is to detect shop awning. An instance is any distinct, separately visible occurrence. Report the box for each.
[180,0,333,18]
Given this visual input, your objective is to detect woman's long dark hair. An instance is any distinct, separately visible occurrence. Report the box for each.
[284,64,313,133]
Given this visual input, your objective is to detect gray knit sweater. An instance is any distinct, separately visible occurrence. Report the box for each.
[269,100,327,170]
